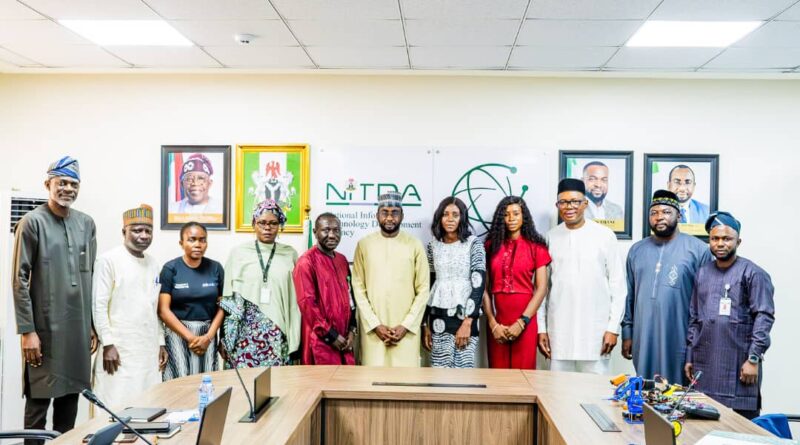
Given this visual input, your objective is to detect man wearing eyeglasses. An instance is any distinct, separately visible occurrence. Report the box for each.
[621,190,712,385]
[352,191,430,367]
[169,154,222,216]
[536,178,626,375]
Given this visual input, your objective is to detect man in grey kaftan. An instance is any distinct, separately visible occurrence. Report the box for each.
[621,190,711,385]
[12,156,97,444]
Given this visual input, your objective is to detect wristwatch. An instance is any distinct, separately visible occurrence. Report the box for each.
[747,354,760,364]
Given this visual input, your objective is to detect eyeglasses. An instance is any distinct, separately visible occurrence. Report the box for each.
[182,174,209,185]
[556,199,585,208]
[255,220,280,229]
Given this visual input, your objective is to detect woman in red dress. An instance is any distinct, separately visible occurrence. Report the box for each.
[484,196,550,370]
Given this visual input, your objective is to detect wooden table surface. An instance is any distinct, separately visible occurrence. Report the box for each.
[51,366,771,445]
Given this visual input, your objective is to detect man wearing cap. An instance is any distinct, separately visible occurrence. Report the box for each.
[169,153,222,215]
[620,190,712,384]
[92,204,168,409]
[537,179,626,375]
[352,191,430,367]
[685,212,775,419]
[13,156,97,443]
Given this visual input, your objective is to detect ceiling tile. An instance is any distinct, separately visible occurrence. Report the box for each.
[517,19,641,47]
[777,2,800,20]
[0,20,90,46]
[20,0,157,19]
[204,45,312,67]
[106,46,221,67]
[2,42,127,67]
[650,0,796,21]
[703,47,800,69]
[0,45,40,65]
[606,47,720,69]
[410,46,509,68]
[405,19,519,46]
[0,0,45,19]
[308,46,407,68]
[145,0,278,20]
[734,21,800,47]
[402,0,528,20]
[290,20,404,46]
[528,0,662,20]
[509,46,617,68]
[169,20,296,46]
[271,0,398,20]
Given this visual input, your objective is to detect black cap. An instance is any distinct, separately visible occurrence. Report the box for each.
[557,178,586,195]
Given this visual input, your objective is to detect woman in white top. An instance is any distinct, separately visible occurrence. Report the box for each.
[422,197,486,368]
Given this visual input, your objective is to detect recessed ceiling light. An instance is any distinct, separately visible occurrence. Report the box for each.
[626,21,761,47]
[59,20,193,46]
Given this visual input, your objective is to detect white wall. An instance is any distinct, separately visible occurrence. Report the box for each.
[0,73,797,416]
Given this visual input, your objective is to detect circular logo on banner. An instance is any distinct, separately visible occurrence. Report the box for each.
[451,163,529,237]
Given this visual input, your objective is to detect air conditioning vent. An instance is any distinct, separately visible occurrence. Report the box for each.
[9,197,47,233]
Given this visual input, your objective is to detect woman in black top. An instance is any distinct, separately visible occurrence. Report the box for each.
[158,222,224,380]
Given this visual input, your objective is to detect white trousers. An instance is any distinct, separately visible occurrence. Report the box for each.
[549,358,610,375]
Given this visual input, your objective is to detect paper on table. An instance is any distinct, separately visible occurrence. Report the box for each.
[696,431,798,445]
[164,410,199,424]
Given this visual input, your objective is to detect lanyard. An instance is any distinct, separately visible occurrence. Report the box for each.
[255,241,277,284]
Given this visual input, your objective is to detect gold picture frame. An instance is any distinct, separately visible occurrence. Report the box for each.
[235,144,310,233]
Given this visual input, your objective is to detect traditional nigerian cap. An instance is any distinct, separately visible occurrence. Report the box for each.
[650,189,680,210]
[252,199,287,226]
[377,190,403,209]
[123,204,153,226]
[181,154,213,178]
[47,156,80,181]
[705,211,741,234]
[557,178,585,195]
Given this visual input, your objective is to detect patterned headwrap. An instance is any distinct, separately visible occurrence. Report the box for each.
[377,190,403,209]
[252,199,287,227]
[181,154,214,178]
[705,211,741,234]
[650,189,680,211]
[47,156,80,181]
[123,204,153,227]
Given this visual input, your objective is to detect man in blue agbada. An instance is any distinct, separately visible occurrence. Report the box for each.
[621,190,711,384]
[685,212,775,419]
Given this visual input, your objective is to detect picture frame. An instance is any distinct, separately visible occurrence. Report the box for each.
[235,144,310,233]
[559,150,634,240]
[160,145,230,230]
[643,153,719,240]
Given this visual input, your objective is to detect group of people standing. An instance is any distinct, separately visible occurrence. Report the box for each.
[13,156,776,444]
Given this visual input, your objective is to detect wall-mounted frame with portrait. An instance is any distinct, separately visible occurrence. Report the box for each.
[160,145,231,230]
[643,154,719,240]
[235,145,310,233]
[559,150,634,240]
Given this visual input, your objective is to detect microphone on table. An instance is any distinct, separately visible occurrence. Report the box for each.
[219,342,256,422]
[80,389,153,445]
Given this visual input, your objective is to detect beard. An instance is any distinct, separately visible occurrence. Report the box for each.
[379,222,400,234]
[713,247,737,262]
[651,218,679,237]
[587,191,606,205]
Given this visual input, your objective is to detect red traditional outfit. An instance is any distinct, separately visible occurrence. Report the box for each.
[486,237,551,370]
[292,246,356,365]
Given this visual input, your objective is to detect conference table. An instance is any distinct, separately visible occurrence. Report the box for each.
[53,366,772,444]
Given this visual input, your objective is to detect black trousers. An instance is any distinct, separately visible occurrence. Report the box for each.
[735,408,761,420]
[23,393,79,445]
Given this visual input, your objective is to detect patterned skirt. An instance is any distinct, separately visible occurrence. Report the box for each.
[163,320,218,381]
[220,294,288,369]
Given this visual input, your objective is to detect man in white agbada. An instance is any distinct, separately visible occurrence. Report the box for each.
[92,204,167,409]
[537,179,626,375]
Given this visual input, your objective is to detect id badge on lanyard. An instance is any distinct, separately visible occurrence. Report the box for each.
[256,241,277,305]
[719,283,732,316]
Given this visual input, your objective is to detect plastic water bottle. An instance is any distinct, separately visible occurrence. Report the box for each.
[198,375,214,417]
